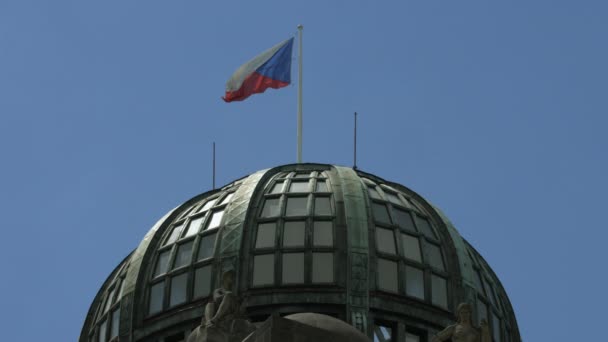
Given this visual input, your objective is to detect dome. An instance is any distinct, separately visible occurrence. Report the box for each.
[80,163,521,342]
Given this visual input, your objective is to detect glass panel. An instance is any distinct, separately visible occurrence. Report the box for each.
[426,244,445,271]
[376,227,396,255]
[312,253,334,283]
[104,288,115,313]
[405,265,425,299]
[432,274,448,308]
[148,282,164,315]
[372,203,391,224]
[377,258,398,293]
[270,181,284,194]
[401,233,422,262]
[253,254,274,286]
[194,265,212,298]
[315,180,329,192]
[373,325,392,342]
[169,273,188,307]
[154,250,170,277]
[282,253,304,284]
[289,180,310,192]
[385,191,402,206]
[405,333,420,342]
[415,217,437,239]
[314,197,332,215]
[393,208,415,231]
[473,269,485,294]
[293,172,310,178]
[477,299,488,326]
[98,319,107,342]
[110,308,120,338]
[164,224,183,245]
[261,198,281,217]
[173,241,193,269]
[206,210,224,230]
[285,197,308,216]
[368,186,381,200]
[220,193,234,205]
[492,313,501,342]
[255,223,276,249]
[313,221,333,247]
[184,216,204,237]
[197,233,216,260]
[199,199,217,213]
[283,221,305,247]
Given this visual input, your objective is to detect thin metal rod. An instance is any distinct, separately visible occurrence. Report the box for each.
[297,24,303,163]
[354,112,358,169]
[212,142,216,189]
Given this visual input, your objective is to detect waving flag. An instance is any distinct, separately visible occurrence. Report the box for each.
[223,38,294,102]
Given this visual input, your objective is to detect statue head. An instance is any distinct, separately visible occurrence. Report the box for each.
[221,270,235,290]
[456,303,473,324]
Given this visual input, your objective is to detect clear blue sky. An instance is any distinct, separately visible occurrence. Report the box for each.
[1,1,606,341]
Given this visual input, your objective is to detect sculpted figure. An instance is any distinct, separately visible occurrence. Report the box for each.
[186,270,255,342]
[431,303,491,342]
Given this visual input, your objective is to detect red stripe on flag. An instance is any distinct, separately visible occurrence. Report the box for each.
[223,72,289,102]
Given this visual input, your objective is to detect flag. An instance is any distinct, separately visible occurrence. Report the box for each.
[223,38,294,102]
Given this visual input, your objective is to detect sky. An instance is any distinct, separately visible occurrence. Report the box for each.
[0,1,606,341]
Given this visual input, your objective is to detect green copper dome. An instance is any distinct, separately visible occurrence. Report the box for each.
[81,163,520,342]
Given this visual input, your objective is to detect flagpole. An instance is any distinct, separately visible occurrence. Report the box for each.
[297,24,303,163]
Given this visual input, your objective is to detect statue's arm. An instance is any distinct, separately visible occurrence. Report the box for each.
[431,325,455,342]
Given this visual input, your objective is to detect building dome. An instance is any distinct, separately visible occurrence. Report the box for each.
[81,163,520,342]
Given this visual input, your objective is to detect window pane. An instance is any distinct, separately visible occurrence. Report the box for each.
[372,203,391,224]
[385,192,402,206]
[184,216,204,237]
[282,253,304,284]
[255,223,276,249]
[261,198,281,217]
[206,210,224,230]
[373,324,392,342]
[173,241,193,269]
[253,254,274,286]
[401,234,422,262]
[293,172,310,178]
[285,197,308,216]
[270,181,284,194]
[477,299,488,326]
[314,197,332,216]
[312,253,334,283]
[199,199,217,213]
[283,221,305,247]
[110,308,120,338]
[104,288,115,313]
[376,227,396,255]
[405,265,425,299]
[483,278,497,307]
[313,221,333,247]
[164,224,183,245]
[377,258,398,293]
[416,217,437,239]
[405,333,420,342]
[493,313,501,342]
[393,209,415,231]
[169,273,188,307]
[368,186,381,200]
[316,180,329,192]
[98,319,107,342]
[154,251,170,277]
[220,193,234,205]
[148,282,164,315]
[289,180,310,192]
[473,269,485,294]
[197,233,216,260]
[432,275,448,308]
[426,244,445,271]
[194,265,212,298]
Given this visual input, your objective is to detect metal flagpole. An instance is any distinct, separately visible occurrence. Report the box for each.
[297,25,303,163]
[354,112,358,170]
[212,142,216,190]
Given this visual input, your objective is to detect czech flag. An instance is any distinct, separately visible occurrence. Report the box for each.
[223,38,294,102]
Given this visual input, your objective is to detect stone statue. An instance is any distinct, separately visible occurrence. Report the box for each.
[431,303,491,342]
[186,270,256,342]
